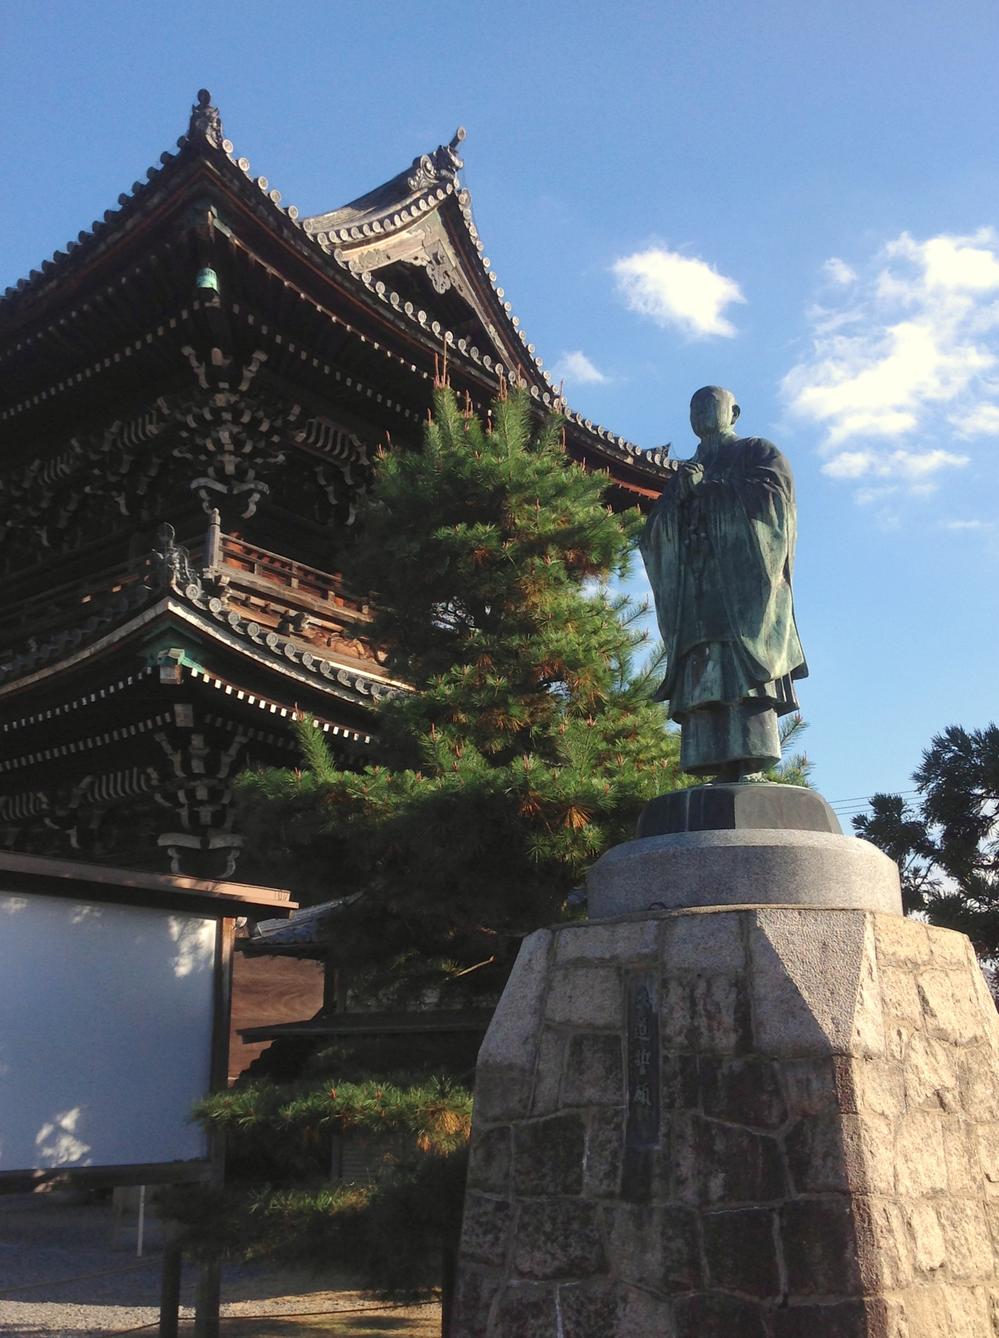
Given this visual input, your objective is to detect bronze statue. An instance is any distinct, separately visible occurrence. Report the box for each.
[640,386,807,780]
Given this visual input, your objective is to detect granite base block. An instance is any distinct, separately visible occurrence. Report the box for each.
[453,904,999,1337]
[587,828,904,919]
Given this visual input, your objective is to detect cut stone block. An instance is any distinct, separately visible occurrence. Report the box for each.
[587,828,903,918]
[454,904,999,1335]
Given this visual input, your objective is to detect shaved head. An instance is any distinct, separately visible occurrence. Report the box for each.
[690,386,740,439]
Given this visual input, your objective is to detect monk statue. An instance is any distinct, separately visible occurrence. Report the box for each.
[640,386,807,781]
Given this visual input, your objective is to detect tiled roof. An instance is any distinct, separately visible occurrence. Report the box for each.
[1,90,671,486]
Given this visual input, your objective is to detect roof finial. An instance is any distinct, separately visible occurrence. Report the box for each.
[188,88,224,148]
[406,126,467,194]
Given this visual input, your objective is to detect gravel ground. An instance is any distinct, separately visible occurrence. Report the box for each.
[0,1194,439,1337]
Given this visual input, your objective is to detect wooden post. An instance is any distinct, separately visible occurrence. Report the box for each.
[205,507,222,573]
[322,954,337,1017]
[209,918,235,1092]
[194,1257,221,1338]
[322,960,349,1017]
[193,916,235,1338]
[440,1242,456,1338]
[158,1232,183,1338]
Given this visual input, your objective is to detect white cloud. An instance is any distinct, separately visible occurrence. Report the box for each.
[948,401,999,438]
[612,246,745,338]
[855,484,897,507]
[783,228,999,507]
[938,518,995,531]
[821,447,968,484]
[824,257,857,286]
[894,448,970,477]
[821,450,874,479]
[887,230,999,294]
[551,350,608,386]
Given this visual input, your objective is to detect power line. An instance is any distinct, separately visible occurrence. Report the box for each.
[829,797,920,808]
[828,789,920,807]
[0,1259,151,1299]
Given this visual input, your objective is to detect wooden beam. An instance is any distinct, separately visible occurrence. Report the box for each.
[239,1009,493,1042]
[0,1161,213,1193]
[0,849,295,917]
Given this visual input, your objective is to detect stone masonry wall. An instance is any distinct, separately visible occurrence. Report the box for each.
[452,908,999,1337]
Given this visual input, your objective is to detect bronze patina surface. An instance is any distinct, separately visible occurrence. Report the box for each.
[640,386,807,779]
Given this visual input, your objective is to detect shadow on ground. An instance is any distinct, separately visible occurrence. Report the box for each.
[0,1193,440,1337]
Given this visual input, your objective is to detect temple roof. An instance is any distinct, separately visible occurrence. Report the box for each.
[301,127,468,233]
[0,91,671,498]
[0,522,401,728]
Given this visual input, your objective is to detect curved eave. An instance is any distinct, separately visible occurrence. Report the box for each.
[323,178,673,483]
[1,148,203,324]
[163,596,407,706]
[1,102,672,493]
[0,595,405,715]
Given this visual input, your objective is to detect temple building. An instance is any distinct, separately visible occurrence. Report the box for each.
[0,90,670,887]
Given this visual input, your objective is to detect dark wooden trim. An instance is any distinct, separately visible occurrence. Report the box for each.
[194,1256,222,1338]
[0,850,295,918]
[0,1160,213,1193]
[195,921,233,1338]
[159,1238,183,1338]
[238,940,325,959]
[210,918,236,1094]
[240,1009,493,1042]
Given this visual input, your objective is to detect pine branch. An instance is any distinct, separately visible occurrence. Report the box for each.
[292,715,340,782]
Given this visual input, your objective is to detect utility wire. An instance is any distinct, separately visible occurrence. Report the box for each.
[0,1259,152,1298]
[828,789,920,807]
[831,801,920,811]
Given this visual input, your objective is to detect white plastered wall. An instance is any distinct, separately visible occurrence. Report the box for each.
[0,892,216,1171]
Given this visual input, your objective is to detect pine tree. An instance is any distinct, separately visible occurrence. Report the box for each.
[853,723,999,954]
[184,384,685,1308]
[237,382,682,1000]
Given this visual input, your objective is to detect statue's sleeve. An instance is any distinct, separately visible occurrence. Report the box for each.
[740,439,796,575]
[703,440,805,684]
[639,484,684,700]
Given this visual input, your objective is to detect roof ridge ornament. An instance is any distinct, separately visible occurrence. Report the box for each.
[406,126,466,194]
[188,88,224,149]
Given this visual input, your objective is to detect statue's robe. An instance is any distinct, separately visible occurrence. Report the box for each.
[639,434,807,776]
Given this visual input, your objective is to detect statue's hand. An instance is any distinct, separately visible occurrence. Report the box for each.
[678,461,704,497]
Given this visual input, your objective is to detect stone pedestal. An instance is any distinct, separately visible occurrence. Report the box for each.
[453,832,999,1336]
[588,829,903,918]
[637,781,842,838]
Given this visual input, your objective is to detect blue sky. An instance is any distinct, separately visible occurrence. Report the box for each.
[3,1,997,816]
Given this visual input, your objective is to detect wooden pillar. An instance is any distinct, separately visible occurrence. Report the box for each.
[322,954,337,1016]
[194,915,235,1337]
[322,958,348,1016]
[194,1257,221,1338]
[158,1233,183,1338]
[209,918,235,1091]
[204,507,222,572]
[440,1243,456,1338]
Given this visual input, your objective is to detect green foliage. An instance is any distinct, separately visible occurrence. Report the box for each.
[851,792,939,916]
[170,1077,472,1295]
[767,713,813,787]
[235,385,682,991]
[196,1077,472,1156]
[854,723,999,954]
[166,1149,468,1299]
[202,386,685,1301]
